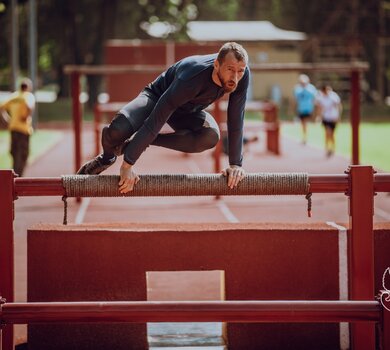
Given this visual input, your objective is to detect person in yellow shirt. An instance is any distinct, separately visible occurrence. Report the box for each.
[0,78,36,176]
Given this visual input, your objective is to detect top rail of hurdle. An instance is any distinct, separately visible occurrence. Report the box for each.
[63,62,369,75]
[0,300,384,324]
[11,172,390,197]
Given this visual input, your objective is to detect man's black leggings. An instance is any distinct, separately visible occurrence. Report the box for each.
[101,92,220,163]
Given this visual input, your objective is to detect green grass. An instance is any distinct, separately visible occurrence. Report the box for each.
[37,98,94,123]
[0,130,64,169]
[281,121,390,171]
[246,102,390,122]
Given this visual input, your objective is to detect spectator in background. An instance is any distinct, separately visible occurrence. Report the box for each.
[292,74,317,144]
[316,84,342,157]
[0,78,36,176]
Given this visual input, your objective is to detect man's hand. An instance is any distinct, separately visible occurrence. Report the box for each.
[0,109,10,126]
[118,161,140,194]
[222,165,246,189]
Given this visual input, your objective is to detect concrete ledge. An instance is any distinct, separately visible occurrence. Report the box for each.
[30,221,337,231]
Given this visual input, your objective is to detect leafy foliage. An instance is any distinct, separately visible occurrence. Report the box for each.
[0,0,388,101]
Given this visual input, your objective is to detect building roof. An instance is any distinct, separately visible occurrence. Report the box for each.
[187,21,307,41]
[142,20,307,42]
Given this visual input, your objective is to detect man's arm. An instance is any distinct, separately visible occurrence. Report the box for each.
[0,107,10,126]
[226,68,250,167]
[122,78,196,166]
[223,68,250,188]
[0,99,12,125]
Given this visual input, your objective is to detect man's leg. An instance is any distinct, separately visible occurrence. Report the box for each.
[77,114,134,175]
[101,114,135,160]
[152,111,220,153]
[77,92,155,175]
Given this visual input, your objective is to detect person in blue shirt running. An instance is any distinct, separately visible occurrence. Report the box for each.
[78,42,250,194]
[293,74,317,144]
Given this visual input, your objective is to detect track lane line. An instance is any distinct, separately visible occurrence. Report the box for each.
[186,157,239,223]
[75,197,91,224]
[375,206,390,221]
[326,221,349,350]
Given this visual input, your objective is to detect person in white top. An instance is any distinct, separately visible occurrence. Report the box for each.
[316,85,342,157]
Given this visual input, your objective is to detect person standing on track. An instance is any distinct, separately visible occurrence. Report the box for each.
[78,42,250,194]
[292,74,317,145]
[316,84,342,157]
[0,78,36,176]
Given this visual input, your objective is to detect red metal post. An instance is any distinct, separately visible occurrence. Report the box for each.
[71,72,82,174]
[348,165,375,350]
[350,70,360,165]
[383,301,390,350]
[0,170,15,350]
[94,104,102,156]
[265,103,280,155]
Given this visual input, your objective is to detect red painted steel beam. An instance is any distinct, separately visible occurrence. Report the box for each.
[93,105,102,156]
[348,166,375,350]
[14,178,65,197]
[12,174,349,197]
[351,70,360,165]
[64,62,369,75]
[249,62,369,73]
[374,173,390,192]
[64,64,166,75]
[0,170,15,350]
[10,174,390,197]
[308,174,348,193]
[0,301,381,324]
[12,173,390,197]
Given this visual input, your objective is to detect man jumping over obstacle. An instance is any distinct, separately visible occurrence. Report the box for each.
[78,42,250,194]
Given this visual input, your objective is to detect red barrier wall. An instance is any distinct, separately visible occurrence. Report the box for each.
[28,223,341,350]
[105,42,221,102]
[105,42,166,101]
[373,223,390,294]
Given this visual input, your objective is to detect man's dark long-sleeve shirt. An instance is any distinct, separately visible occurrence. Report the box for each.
[120,53,250,166]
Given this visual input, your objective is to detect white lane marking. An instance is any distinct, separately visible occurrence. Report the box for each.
[75,197,91,224]
[216,200,240,223]
[375,206,390,221]
[186,157,203,174]
[186,157,239,223]
[326,221,349,350]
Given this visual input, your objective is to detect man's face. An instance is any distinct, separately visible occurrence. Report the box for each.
[215,51,246,93]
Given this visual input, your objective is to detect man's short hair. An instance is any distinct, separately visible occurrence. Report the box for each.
[20,78,32,91]
[298,74,310,85]
[217,42,248,65]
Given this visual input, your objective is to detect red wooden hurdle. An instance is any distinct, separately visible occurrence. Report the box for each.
[0,167,389,349]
